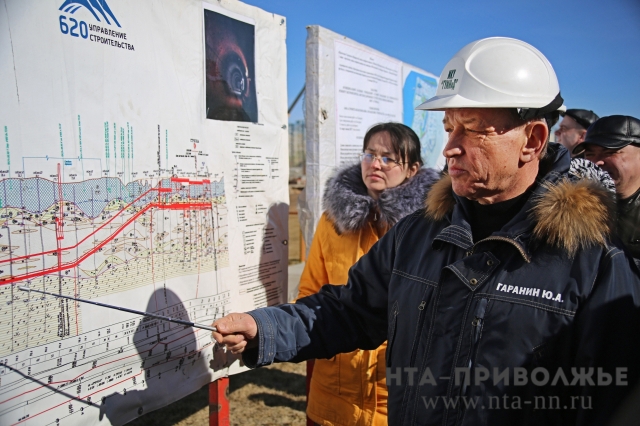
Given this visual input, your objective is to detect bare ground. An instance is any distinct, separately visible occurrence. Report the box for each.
[127,362,307,426]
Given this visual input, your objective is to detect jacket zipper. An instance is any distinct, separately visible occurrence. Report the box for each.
[409,300,427,366]
[386,301,399,367]
[461,298,489,397]
[473,236,530,263]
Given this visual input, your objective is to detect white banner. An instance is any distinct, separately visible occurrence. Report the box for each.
[0,0,288,424]
[303,26,445,245]
[334,41,402,166]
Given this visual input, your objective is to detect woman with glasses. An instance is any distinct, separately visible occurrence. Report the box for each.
[297,122,438,426]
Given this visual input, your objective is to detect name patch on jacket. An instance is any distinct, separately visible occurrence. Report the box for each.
[496,283,564,303]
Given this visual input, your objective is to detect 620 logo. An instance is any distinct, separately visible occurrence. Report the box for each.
[57,0,134,51]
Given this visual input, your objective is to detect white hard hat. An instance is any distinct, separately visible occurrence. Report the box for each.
[417,37,565,120]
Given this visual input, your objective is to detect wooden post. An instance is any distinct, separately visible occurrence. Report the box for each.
[306,360,315,426]
[209,377,230,426]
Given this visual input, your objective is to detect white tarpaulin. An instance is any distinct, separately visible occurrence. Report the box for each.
[303,26,445,244]
[0,0,288,424]
[333,40,402,166]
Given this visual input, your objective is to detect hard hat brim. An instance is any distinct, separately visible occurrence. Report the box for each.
[415,94,486,111]
[416,94,566,112]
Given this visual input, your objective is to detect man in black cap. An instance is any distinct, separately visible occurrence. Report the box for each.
[574,115,640,259]
[555,109,599,155]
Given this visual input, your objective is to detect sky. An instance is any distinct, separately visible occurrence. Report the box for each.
[242,0,640,123]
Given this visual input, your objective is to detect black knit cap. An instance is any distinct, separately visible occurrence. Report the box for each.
[573,115,640,155]
[561,109,599,130]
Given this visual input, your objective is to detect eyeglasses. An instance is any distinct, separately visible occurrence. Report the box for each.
[359,153,403,169]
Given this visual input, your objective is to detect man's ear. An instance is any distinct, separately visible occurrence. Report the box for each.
[521,121,548,163]
[577,128,587,143]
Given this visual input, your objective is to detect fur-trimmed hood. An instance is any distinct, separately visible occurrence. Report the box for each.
[424,146,616,257]
[324,164,439,234]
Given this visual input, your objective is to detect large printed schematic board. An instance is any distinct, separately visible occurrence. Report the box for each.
[0,1,289,425]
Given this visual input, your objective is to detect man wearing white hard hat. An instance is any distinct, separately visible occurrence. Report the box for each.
[212,38,640,425]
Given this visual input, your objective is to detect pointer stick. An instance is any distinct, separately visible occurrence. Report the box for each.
[17,286,217,332]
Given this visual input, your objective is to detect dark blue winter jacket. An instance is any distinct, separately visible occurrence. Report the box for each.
[244,144,640,425]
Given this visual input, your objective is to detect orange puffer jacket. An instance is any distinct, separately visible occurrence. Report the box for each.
[298,213,388,426]
[296,165,438,426]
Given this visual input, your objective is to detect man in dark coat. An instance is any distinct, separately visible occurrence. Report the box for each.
[574,115,640,260]
[212,38,640,426]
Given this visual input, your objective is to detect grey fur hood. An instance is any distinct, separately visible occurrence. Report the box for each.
[323,164,439,234]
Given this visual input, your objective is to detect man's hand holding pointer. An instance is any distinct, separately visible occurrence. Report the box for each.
[212,313,258,354]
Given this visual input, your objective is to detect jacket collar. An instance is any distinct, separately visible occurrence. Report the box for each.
[425,144,616,260]
[618,186,640,212]
[323,164,439,234]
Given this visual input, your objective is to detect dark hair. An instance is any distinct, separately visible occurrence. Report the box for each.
[508,108,559,130]
[362,122,424,167]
